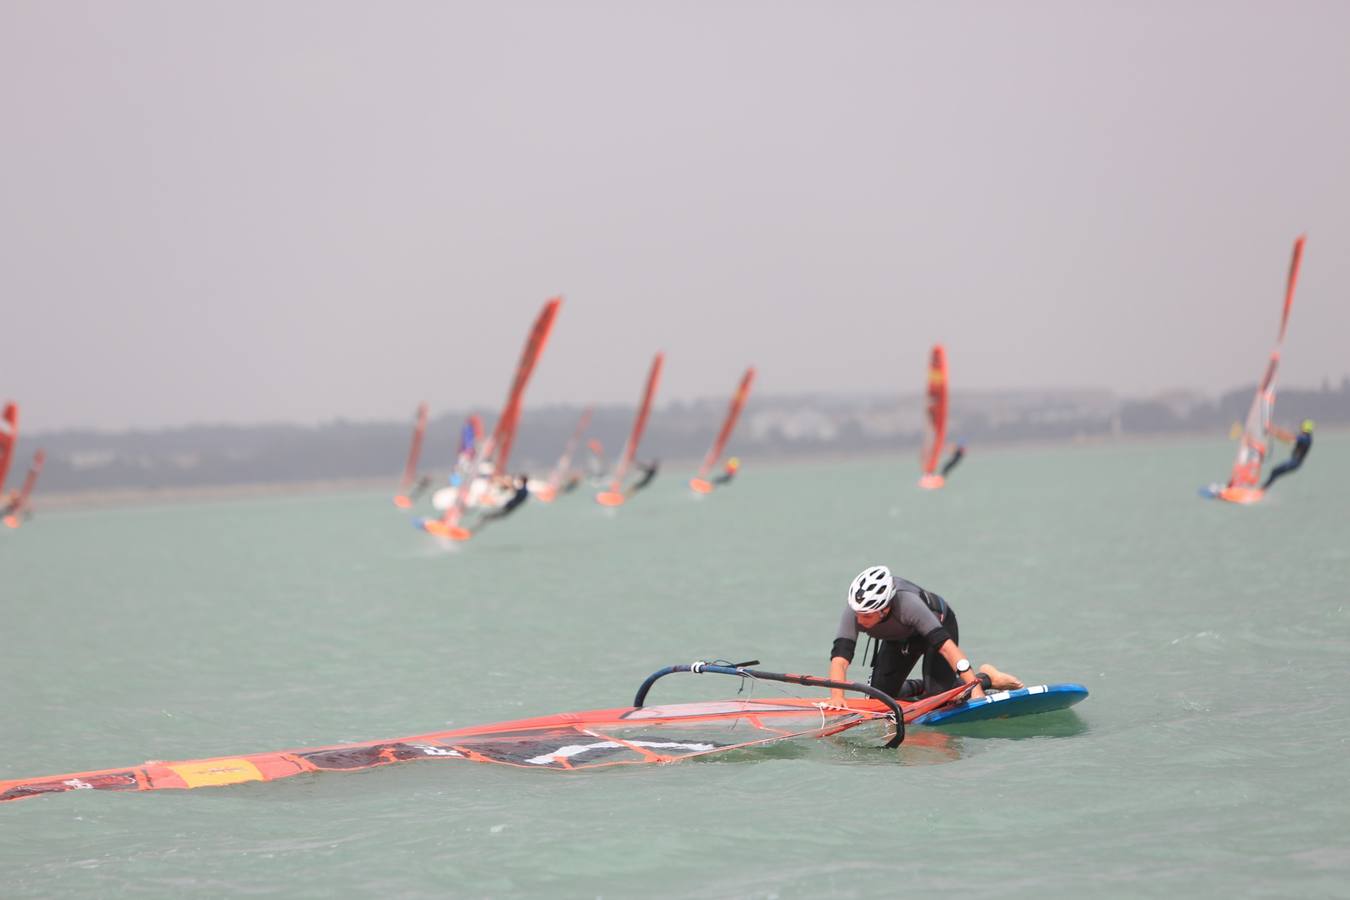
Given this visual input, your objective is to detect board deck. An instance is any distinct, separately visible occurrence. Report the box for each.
[911,683,1087,726]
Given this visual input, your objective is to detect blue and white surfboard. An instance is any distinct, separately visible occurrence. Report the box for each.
[913,683,1088,726]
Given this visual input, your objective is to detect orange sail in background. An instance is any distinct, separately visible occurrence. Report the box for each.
[1211,235,1306,504]
[487,297,562,476]
[537,407,593,502]
[393,403,429,508]
[918,345,948,489]
[417,298,562,539]
[690,367,755,494]
[0,402,17,495]
[597,352,664,507]
[4,449,45,528]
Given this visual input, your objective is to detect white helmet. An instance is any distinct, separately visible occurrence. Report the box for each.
[848,565,894,613]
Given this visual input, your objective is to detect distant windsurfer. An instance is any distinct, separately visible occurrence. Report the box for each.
[408,474,434,502]
[471,475,530,528]
[829,566,1022,704]
[711,457,741,486]
[630,459,659,494]
[1263,420,1314,490]
[940,441,966,478]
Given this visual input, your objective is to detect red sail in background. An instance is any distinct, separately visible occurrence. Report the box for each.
[543,407,594,496]
[417,299,561,539]
[1276,234,1304,344]
[920,345,949,478]
[1222,235,1306,500]
[487,297,562,475]
[694,368,755,483]
[598,352,664,505]
[393,403,429,508]
[3,449,45,528]
[0,402,17,494]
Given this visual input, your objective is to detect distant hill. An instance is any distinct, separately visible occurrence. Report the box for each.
[17,379,1350,495]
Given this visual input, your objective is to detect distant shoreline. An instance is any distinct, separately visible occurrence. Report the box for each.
[31,427,1342,515]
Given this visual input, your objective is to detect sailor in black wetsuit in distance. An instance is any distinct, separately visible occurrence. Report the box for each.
[629,459,659,494]
[1263,420,1314,490]
[828,566,1022,705]
[711,457,741,486]
[940,441,966,478]
[472,475,530,529]
[409,474,434,502]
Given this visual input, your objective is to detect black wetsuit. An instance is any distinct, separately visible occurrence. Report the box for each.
[940,447,965,477]
[711,469,736,486]
[479,485,529,523]
[1263,432,1312,489]
[832,576,961,699]
[631,462,659,492]
[408,475,434,502]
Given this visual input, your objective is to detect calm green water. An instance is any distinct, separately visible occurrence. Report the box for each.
[3,435,1348,897]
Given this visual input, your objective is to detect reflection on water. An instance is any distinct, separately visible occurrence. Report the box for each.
[932,709,1090,740]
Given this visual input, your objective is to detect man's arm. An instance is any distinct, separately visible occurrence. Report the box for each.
[937,639,986,699]
[829,656,850,704]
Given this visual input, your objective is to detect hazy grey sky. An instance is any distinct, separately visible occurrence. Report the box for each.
[3,1,1348,431]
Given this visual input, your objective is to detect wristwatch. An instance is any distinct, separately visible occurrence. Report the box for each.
[955,658,972,674]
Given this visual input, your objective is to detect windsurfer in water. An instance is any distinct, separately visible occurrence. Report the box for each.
[1263,420,1314,490]
[711,457,741,486]
[940,441,966,478]
[629,459,659,494]
[829,566,1022,705]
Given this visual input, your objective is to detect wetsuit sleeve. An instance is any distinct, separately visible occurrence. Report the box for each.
[896,591,949,648]
[832,605,859,662]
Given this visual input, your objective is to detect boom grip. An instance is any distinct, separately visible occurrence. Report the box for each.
[632,663,906,747]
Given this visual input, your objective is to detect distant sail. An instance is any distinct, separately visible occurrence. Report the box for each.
[0,402,17,495]
[690,367,755,493]
[538,407,593,501]
[1218,235,1306,501]
[918,345,948,489]
[417,298,561,538]
[393,403,429,508]
[488,297,562,475]
[3,449,45,528]
[597,353,664,506]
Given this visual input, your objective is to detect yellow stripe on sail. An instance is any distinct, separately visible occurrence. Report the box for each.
[169,758,265,788]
